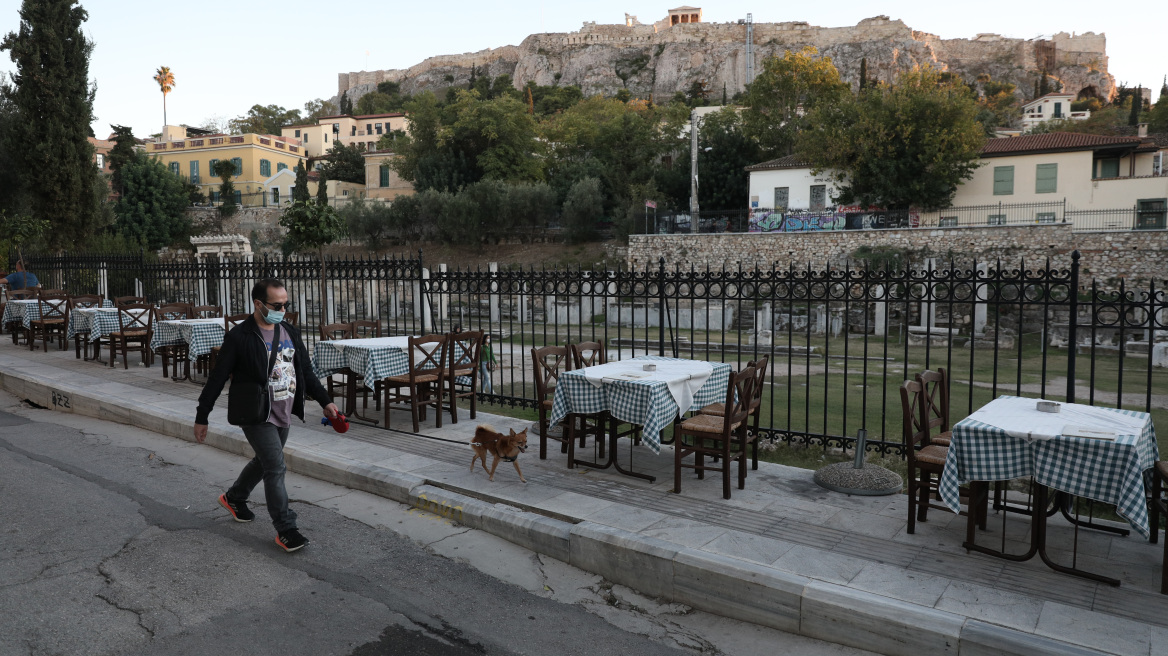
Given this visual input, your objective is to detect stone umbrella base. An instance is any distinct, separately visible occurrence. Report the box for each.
[813,461,903,496]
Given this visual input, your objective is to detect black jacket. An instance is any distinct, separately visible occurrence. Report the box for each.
[196,315,331,426]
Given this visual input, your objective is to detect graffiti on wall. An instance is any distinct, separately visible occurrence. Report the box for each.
[749,206,919,233]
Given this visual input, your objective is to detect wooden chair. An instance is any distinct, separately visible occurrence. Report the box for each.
[901,379,959,534]
[29,291,69,352]
[5,288,36,345]
[352,319,380,339]
[382,334,447,433]
[154,304,193,379]
[283,310,299,327]
[916,368,952,447]
[68,294,104,359]
[445,330,483,423]
[109,303,153,369]
[700,354,769,470]
[208,313,250,373]
[1147,462,1168,594]
[319,322,356,407]
[532,346,574,459]
[350,319,382,417]
[114,295,146,307]
[674,364,757,499]
[192,304,223,319]
[567,341,623,457]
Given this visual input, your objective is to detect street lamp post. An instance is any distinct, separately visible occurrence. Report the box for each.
[689,108,700,234]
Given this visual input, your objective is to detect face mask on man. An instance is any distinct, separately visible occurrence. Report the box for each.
[257,301,285,325]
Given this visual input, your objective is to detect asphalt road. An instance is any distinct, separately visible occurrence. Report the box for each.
[0,397,872,656]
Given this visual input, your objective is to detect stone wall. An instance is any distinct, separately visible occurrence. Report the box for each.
[627,225,1168,285]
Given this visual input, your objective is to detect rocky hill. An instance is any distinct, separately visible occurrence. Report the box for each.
[338,14,1114,108]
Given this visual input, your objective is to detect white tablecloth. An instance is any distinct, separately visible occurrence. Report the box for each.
[577,359,713,416]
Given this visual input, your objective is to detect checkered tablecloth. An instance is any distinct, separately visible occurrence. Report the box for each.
[548,355,732,454]
[150,319,226,360]
[2,298,69,329]
[67,305,142,340]
[312,336,413,383]
[939,395,1158,537]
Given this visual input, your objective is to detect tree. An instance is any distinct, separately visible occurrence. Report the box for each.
[292,162,310,203]
[742,47,850,157]
[228,104,302,135]
[859,58,868,91]
[799,67,986,210]
[153,66,174,128]
[320,141,365,184]
[1146,98,1168,133]
[107,124,138,195]
[561,177,604,244]
[279,199,345,304]
[696,107,761,211]
[356,92,395,115]
[1129,86,1143,126]
[1,0,101,250]
[444,90,543,183]
[113,152,190,249]
[213,159,237,218]
[975,76,1021,134]
[0,210,49,263]
[339,91,353,116]
[303,98,337,122]
[316,169,329,205]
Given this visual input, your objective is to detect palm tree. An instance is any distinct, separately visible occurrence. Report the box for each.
[153,66,175,129]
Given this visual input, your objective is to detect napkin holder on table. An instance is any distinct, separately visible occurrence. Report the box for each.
[1036,401,1060,413]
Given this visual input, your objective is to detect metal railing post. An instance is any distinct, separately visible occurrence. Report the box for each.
[658,257,666,356]
[1066,250,1080,404]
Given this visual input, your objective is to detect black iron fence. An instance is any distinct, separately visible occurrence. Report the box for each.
[20,251,1168,457]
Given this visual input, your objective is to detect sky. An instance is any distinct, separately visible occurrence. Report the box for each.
[0,0,1164,139]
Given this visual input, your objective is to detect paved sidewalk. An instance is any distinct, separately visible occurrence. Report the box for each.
[2,342,1166,656]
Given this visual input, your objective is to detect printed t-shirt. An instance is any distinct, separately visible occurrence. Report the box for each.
[260,325,296,427]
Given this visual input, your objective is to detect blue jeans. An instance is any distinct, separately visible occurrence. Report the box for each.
[226,423,296,532]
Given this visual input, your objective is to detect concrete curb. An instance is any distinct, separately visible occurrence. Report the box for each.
[0,361,1118,656]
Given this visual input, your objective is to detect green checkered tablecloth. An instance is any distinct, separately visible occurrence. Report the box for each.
[939,395,1158,537]
[312,336,413,383]
[150,319,226,360]
[3,298,69,328]
[548,355,732,454]
[66,305,129,340]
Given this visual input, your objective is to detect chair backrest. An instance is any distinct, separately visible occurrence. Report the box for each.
[283,310,299,327]
[726,365,757,427]
[69,294,104,310]
[570,341,605,369]
[916,368,950,443]
[448,330,483,369]
[319,322,354,341]
[37,291,68,320]
[114,295,146,307]
[155,303,192,322]
[410,334,447,376]
[118,303,153,332]
[224,312,250,333]
[352,319,381,339]
[39,288,67,296]
[531,345,571,401]
[9,289,36,301]
[192,304,222,319]
[748,354,769,407]
[899,379,929,459]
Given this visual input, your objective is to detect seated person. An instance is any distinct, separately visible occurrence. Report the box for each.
[3,260,38,291]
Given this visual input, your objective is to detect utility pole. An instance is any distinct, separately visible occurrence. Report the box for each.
[689,108,700,233]
[745,13,755,87]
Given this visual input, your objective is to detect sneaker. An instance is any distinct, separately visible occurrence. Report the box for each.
[276,528,309,553]
[218,493,254,523]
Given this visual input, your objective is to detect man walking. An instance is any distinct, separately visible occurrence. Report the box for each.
[194,278,338,552]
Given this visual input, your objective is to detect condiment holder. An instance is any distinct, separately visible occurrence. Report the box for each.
[1036,401,1061,413]
[642,363,656,371]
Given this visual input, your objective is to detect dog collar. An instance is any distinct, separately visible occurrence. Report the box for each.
[501,455,517,462]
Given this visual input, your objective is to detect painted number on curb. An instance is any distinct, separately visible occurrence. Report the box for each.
[414,493,463,523]
[51,391,71,409]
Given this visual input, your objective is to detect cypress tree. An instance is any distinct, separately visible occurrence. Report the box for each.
[316,169,329,206]
[1,0,100,250]
[107,124,137,196]
[859,58,868,90]
[1038,70,1050,97]
[1161,76,1167,100]
[1129,86,1142,126]
[292,162,310,203]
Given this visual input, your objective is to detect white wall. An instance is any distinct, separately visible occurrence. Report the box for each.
[748,167,841,210]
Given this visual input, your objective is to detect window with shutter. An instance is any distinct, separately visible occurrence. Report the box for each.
[380,165,389,187]
[272,188,280,204]
[773,187,789,211]
[260,159,271,177]
[993,166,1014,195]
[232,158,242,176]
[1098,158,1120,179]
[233,190,242,205]
[169,161,180,176]
[209,159,219,177]
[190,160,200,184]
[1035,164,1057,194]
[277,162,287,172]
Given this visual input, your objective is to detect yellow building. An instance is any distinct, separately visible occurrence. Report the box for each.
[145,127,307,207]
[281,113,409,159]
[363,150,415,202]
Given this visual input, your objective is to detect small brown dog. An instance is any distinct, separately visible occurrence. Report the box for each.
[470,424,528,483]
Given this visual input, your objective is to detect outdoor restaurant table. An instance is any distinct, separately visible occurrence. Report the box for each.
[150,318,227,361]
[312,336,415,423]
[2,297,71,329]
[938,395,1157,585]
[548,355,732,480]
[67,305,146,362]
